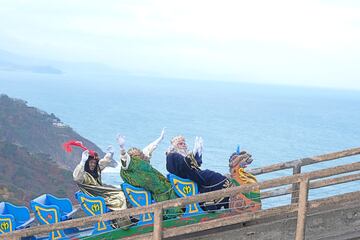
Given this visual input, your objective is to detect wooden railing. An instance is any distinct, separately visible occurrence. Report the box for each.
[1,148,360,240]
[248,147,360,203]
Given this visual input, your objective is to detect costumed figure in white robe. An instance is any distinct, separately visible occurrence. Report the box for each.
[64,140,130,228]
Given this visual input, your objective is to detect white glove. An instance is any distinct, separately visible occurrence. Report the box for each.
[154,127,166,146]
[81,150,89,164]
[105,145,118,167]
[108,159,119,168]
[117,135,126,150]
[106,145,114,158]
[142,128,166,159]
[198,137,203,156]
[193,136,200,155]
[159,127,165,141]
[192,136,204,156]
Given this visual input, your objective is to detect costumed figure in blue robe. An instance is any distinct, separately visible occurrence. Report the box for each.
[166,136,233,210]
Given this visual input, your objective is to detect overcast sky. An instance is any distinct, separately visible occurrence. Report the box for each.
[1,0,360,89]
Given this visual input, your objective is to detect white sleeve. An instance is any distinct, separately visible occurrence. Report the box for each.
[98,152,112,171]
[120,151,131,170]
[142,136,162,159]
[73,162,85,183]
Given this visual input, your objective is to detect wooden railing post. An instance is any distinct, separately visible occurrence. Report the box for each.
[295,177,309,240]
[153,207,163,240]
[291,164,302,203]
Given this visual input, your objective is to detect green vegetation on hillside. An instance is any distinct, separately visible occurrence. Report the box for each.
[0,94,106,205]
[0,140,77,205]
[0,94,104,170]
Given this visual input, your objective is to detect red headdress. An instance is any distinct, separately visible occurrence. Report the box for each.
[63,140,96,156]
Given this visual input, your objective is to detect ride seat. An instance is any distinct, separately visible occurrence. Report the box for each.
[121,183,154,226]
[30,194,78,240]
[75,191,112,234]
[0,202,34,236]
[167,174,204,216]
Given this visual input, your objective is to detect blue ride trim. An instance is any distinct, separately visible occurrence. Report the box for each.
[0,202,35,235]
[167,174,204,217]
[30,194,78,240]
[75,191,113,234]
[121,183,154,226]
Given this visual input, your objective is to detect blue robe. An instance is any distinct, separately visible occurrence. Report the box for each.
[166,152,231,210]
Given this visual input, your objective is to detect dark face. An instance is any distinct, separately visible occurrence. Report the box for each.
[88,159,97,171]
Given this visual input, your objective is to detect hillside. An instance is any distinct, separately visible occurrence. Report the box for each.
[0,140,77,205]
[0,94,104,170]
[0,94,108,205]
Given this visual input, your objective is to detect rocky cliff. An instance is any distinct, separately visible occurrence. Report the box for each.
[0,94,104,170]
[0,94,105,205]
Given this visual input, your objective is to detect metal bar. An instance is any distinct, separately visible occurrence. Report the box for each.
[292,164,302,203]
[153,207,163,240]
[249,147,360,175]
[3,161,360,239]
[295,178,309,240]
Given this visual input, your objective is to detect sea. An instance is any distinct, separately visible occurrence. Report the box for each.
[1,71,359,208]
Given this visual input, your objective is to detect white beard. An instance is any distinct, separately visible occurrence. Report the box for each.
[176,147,188,157]
[167,145,189,157]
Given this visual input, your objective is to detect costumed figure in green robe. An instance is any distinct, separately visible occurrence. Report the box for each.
[117,129,183,219]
[64,140,131,228]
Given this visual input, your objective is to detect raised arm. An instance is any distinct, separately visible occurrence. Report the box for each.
[98,145,118,171]
[117,134,131,170]
[192,136,203,166]
[73,150,89,183]
[142,128,165,159]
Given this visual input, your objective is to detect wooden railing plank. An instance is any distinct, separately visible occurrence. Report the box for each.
[249,147,360,175]
[261,172,360,199]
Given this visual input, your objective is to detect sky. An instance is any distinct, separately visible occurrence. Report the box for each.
[0,0,360,89]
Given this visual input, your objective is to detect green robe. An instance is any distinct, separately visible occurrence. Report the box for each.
[120,156,183,219]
